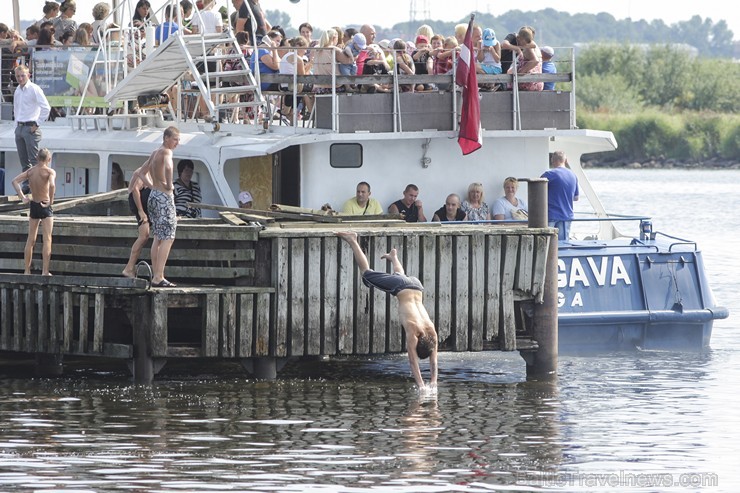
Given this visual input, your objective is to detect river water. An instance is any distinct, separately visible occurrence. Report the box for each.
[1,169,738,492]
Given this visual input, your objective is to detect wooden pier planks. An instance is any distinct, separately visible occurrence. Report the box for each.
[0,225,553,364]
[0,215,260,283]
[0,275,146,357]
[265,227,553,356]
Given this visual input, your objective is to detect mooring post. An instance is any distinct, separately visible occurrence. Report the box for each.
[132,295,154,383]
[524,178,558,378]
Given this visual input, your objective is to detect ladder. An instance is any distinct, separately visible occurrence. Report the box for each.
[104,31,266,126]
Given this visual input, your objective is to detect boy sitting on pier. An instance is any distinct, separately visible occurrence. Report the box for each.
[11,148,56,276]
[337,231,438,390]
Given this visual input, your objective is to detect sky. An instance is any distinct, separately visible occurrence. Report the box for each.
[15,0,739,39]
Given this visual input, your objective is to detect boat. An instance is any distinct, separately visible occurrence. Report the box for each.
[0,1,728,353]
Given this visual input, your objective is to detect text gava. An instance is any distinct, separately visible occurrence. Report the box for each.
[558,256,632,288]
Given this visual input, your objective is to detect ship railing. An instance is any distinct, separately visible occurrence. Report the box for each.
[653,232,698,252]
[254,46,575,133]
[7,35,572,132]
[567,213,699,252]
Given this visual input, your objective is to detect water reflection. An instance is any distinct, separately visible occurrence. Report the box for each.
[0,344,733,491]
[0,354,572,490]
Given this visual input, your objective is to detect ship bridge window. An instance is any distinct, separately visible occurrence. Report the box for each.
[330,143,363,168]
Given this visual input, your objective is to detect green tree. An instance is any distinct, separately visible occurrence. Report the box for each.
[577,74,643,113]
[637,45,693,108]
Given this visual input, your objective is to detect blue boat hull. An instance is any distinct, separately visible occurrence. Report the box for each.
[555,239,727,353]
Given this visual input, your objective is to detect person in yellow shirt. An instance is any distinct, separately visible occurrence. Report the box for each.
[341,181,383,215]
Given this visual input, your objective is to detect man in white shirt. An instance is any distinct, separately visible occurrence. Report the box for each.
[191,1,223,34]
[13,65,51,193]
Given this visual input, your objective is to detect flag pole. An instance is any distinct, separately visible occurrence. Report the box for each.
[12,0,21,32]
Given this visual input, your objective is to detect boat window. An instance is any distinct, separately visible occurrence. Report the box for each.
[330,144,363,168]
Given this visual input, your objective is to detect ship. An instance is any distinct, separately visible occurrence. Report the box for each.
[0,0,728,353]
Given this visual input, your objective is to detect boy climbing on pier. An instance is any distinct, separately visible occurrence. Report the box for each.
[11,148,56,276]
[337,231,438,390]
[122,160,154,278]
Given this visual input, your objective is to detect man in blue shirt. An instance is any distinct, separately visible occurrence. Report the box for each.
[541,151,578,241]
[155,5,180,45]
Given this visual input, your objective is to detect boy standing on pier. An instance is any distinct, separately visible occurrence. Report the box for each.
[147,126,180,287]
[11,148,56,276]
[337,231,438,390]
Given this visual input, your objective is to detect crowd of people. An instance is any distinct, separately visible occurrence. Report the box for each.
[331,177,530,224]
[324,150,579,239]
[0,1,559,124]
[238,19,557,120]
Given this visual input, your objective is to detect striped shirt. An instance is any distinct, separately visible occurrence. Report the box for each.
[173,180,202,218]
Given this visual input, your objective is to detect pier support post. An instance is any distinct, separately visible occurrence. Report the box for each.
[35,354,63,377]
[132,295,154,383]
[253,358,277,379]
[240,357,291,380]
[525,179,558,379]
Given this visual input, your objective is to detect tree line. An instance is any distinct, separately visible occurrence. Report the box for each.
[576,44,739,162]
[265,9,738,162]
[267,8,737,59]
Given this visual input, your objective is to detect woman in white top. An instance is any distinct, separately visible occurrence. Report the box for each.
[279,36,313,121]
[492,177,528,220]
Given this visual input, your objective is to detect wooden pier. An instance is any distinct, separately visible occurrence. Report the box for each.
[0,209,557,381]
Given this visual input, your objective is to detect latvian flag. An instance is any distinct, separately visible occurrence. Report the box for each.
[455,15,482,155]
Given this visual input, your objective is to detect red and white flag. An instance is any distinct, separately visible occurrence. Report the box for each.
[455,15,482,155]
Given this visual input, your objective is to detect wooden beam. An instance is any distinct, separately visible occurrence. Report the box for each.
[192,203,341,223]
[50,189,129,213]
[270,204,338,217]
[219,212,248,226]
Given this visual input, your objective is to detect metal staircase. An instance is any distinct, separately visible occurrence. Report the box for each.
[104,31,266,125]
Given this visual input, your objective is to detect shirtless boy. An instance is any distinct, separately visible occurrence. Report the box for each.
[122,160,154,278]
[146,126,180,287]
[11,148,56,276]
[337,231,438,389]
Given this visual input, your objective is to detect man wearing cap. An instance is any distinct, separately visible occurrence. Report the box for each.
[238,191,253,209]
[541,46,556,90]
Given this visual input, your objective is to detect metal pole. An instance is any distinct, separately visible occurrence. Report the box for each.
[12,0,20,33]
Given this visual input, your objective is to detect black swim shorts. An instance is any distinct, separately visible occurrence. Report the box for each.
[128,187,152,225]
[362,270,424,296]
[29,200,53,220]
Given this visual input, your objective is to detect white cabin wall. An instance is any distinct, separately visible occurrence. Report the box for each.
[300,136,552,213]
[50,152,99,197]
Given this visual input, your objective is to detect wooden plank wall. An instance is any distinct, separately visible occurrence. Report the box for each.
[149,288,274,358]
[270,229,552,356]
[0,279,275,361]
[0,282,135,357]
[0,216,260,285]
[0,227,552,361]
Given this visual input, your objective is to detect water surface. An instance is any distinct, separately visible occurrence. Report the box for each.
[1,168,738,492]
